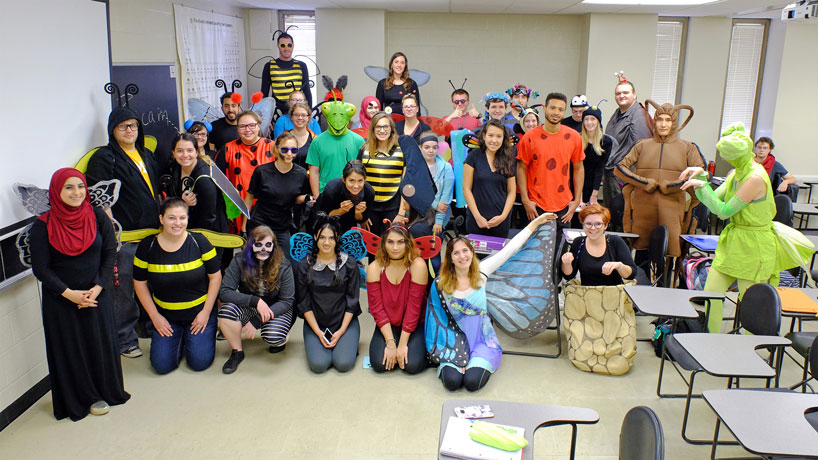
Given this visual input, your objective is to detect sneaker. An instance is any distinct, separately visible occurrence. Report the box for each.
[268,344,286,354]
[90,401,109,416]
[222,350,244,374]
[121,345,143,358]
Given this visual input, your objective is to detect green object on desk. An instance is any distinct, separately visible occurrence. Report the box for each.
[469,420,529,451]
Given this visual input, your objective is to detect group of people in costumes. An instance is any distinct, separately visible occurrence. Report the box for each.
[25,34,814,422]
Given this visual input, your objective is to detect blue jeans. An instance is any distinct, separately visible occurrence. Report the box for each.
[149,310,217,375]
[303,317,360,374]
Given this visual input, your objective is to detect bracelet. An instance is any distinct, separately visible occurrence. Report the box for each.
[386,338,397,345]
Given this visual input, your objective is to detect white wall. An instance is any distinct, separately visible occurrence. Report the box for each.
[386,12,583,118]
[316,8,386,117]
[245,8,280,98]
[0,279,47,414]
[772,21,818,177]
[679,16,732,165]
[582,14,658,113]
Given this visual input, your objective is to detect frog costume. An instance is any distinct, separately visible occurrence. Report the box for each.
[693,123,814,332]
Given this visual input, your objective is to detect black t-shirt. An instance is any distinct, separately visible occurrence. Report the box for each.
[315,177,375,233]
[464,149,515,221]
[562,116,583,133]
[581,135,613,202]
[210,118,239,152]
[247,162,309,232]
[563,235,636,286]
[133,232,220,323]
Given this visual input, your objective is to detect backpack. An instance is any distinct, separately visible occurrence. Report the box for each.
[650,311,707,359]
[682,255,713,290]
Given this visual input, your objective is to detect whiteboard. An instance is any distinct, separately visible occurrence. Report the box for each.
[0,0,110,230]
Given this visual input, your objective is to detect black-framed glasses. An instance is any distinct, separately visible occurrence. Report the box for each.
[374,125,391,131]
[279,147,299,154]
[116,122,138,132]
[238,123,259,130]
[253,241,274,249]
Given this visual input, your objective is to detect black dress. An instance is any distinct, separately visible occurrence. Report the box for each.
[375,79,421,116]
[29,207,130,421]
[464,149,516,238]
[168,159,229,233]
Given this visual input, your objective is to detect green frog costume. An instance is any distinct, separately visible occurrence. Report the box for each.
[692,123,814,332]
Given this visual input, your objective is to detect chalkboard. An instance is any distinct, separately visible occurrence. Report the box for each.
[110,64,180,175]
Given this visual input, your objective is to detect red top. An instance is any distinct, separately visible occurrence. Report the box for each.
[367,268,427,333]
[516,124,584,212]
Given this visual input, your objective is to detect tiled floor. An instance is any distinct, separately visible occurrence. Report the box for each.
[1,298,814,459]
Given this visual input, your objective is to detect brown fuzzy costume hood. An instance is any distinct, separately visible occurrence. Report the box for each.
[645,99,693,142]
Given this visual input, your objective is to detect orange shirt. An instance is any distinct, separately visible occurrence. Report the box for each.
[222,138,276,198]
[516,125,584,212]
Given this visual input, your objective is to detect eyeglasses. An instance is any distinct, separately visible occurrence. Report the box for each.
[116,122,138,132]
[374,125,391,131]
[278,43,293,49]
[193,132,208,138]
[582,222,606,229]
[253,241,274,249]
[453,99,468,105]
[279,147,299,154]
[292,114,309,118]
[238,123,259,130]
[403,105,417,110]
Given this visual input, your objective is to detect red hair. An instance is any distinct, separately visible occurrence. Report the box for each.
[578,204,611,224]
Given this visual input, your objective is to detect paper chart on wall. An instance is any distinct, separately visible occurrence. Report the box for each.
[173,5,247,121]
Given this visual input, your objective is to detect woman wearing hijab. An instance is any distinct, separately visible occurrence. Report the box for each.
[351,96,380,131]
[29,168,130,421]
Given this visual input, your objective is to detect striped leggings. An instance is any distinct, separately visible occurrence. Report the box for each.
[217,303,294,347]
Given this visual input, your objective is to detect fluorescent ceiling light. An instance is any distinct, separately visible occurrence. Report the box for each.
[582,0,718,5]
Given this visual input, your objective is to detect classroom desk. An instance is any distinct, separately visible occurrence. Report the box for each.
[623,285,723,319]
[703,389,818,459]
[680,234,719,253]
[672,333,790,379]
[793,202,818,229]
[804,180,818,203]
[438,399,599,460]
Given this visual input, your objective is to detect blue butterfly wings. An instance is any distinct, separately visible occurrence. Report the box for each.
[486,223,558,339]
[290,229,368,283]
[424,281,470,367]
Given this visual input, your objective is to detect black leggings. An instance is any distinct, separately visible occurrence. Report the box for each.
[369,325,427,374]
[439,365,492,392]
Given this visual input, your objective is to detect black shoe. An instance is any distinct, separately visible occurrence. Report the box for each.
[216,330,226,341]
[268,344,286,354]
[222,350,244,374]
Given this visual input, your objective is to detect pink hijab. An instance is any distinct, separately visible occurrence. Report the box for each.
[359,96,380,131]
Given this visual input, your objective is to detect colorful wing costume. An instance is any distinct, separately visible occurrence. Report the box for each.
[425,279,470,367]
[485,221,558,338]
[289,229,368,283]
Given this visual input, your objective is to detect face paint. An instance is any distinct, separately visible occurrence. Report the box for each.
[253,237,274,261]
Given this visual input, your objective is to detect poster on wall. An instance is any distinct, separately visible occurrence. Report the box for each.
[173,4,247,121]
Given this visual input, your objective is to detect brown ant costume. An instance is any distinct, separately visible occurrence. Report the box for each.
[614,101,706,257]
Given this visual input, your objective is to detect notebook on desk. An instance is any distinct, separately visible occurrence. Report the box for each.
[776,287,818,315]
[439,416,524,460]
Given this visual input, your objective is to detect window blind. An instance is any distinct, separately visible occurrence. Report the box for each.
[651,20,684,107]
[280,11,317,97]
[721,22,765,134]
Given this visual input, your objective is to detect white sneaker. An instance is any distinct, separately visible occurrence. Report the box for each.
[90,401,109,416]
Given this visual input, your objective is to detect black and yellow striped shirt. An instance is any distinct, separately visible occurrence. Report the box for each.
[133,232,219,323]
[268,59,304,100]
[358,145,405,203]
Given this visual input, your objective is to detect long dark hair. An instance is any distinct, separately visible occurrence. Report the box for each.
[385,52,412,91]
[306,212,344,286]
[242,225,283,294]
[478,119,515,177]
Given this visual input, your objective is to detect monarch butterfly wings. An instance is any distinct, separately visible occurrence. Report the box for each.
[485,222,559,339]
[424,280,469,367]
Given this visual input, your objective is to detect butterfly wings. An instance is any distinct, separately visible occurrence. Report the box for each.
[187,98,220,124]
[425,280,469,367]
[353,226,441,259]
[12,180,123,267]
[290,229,368,282]
[485,222,558,339]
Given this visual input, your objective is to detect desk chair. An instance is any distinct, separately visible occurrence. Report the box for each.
[709,336,818,460]
[774,193,794,226]
[619,406,665,460]
[662,283,786,445]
